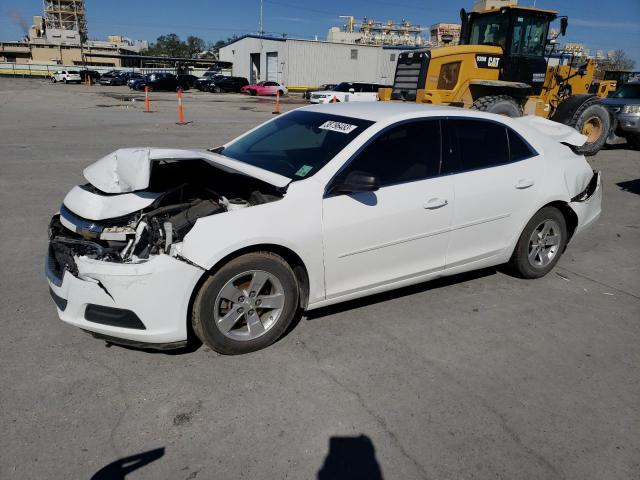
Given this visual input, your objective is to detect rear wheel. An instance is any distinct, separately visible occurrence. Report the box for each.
[192,252,299,355]
[508,207,567,279]
[249,89,257,96]
[213,86,222,93]
[567,101,610,156]
[471,95,523,117]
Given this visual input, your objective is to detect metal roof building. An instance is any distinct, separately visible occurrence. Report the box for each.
[219,35,412,87]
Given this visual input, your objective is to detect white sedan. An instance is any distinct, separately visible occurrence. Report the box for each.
[46,103,601,354]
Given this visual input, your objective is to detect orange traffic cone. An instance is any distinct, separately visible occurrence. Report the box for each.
[272,90,281,115]
[176,87,187,125]
[144,85,151,113]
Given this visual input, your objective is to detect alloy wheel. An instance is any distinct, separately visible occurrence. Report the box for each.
[213,270,285,341]
[527,219,562,267]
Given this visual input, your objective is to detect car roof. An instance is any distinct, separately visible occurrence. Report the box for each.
[300,102,487,122]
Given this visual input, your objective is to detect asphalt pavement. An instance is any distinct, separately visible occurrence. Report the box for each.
[1,78,639,479]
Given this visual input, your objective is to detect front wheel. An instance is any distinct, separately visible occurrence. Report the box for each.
[249,89,257,96]
[192,252,299,355]
[508,207,567,279]
[213,86,221,93]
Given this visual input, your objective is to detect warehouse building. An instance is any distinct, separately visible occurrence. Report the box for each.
[219,35,410,87]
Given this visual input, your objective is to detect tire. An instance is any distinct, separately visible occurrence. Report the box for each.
[567,101,610,156]
[471,95,523,117]
[192,252,300,355]
[249,89,257,96]
[278,89,285,96]
[51,77,57,83]
[147,85,154,92]
[213,86,221,93]
[63,78,68,84]
[507,207,568,279]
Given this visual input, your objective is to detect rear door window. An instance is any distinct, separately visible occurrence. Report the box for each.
[442,119,510,174]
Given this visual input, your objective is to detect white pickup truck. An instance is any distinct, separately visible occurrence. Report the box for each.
[309,81,385,104]
[51,70,82,84]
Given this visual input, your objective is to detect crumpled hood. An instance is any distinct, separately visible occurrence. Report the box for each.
[515,115,587,147]
[84,147,291,194]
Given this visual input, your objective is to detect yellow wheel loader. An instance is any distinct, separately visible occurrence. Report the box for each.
[380,4,611,155]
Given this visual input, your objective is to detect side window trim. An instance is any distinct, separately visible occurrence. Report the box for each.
[324,118,443,197]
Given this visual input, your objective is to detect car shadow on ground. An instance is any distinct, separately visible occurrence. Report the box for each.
[617,178,640,195]
[104,267,498,355]
[304,267,498,322]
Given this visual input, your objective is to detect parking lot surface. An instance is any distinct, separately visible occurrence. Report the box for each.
[1,78,639,479]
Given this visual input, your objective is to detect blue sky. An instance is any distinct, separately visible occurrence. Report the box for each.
[1,0,639,64]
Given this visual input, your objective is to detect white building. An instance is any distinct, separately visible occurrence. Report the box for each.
[218,35,409,87]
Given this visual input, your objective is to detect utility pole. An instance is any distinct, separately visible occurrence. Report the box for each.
[259,0,264,36]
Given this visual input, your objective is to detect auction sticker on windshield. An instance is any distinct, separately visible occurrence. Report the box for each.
[319,121,358,134]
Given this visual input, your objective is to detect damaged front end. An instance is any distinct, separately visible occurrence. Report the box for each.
[48,151,286,271]
[45,149,288,347]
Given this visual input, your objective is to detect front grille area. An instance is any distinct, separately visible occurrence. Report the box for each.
[392,50,430,101]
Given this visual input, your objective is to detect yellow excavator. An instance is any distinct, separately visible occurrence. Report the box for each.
[379,2,611,155]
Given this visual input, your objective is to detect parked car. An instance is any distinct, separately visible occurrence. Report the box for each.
[50,70,82,84]
[99,71,125,86]
[133,73,186,92]
[241,81,288,96]
[46,103,601,354]
[177,74,199,89]
[78,70,101,82]
[206,76,249,93]
[194,72,226,91]
[303,84,337,100]
[601,81,640,149]
[309,82,385,103]
[127,73,148,89]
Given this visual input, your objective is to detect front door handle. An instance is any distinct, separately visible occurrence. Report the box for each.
[424,198,448,209]
[515,179,535,189]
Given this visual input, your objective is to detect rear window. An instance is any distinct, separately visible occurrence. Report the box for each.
[222,111,374,180]
[68,71,79,74]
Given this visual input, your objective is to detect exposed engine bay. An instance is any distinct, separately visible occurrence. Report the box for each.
[48,158,284,275]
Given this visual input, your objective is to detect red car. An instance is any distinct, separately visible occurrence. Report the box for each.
[241,81,288,96]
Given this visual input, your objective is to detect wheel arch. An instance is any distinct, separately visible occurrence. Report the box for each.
[507,198,579,261]
[188,243,311,313]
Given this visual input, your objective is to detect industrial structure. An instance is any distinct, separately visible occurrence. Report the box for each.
[326,16,426,47]
[219,35,407,86]
[429,23,461,47]
[0,0,147,67]
[42,0,87,43]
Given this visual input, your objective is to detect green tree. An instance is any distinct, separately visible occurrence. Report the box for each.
[147,33,188,57]
[186,36,207,57]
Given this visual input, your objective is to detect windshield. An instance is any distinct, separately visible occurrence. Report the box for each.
[511,15,548,56]
[68,70,80,74]
[469,13,509,49]
[610,84,640,99]
[221,111,374,180]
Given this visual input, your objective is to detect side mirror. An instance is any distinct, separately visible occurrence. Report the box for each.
[560,17,568,36]
[328,170,379,195]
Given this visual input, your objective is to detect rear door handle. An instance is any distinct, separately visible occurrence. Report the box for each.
[515,179,535,189]
[423,198,448,209]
